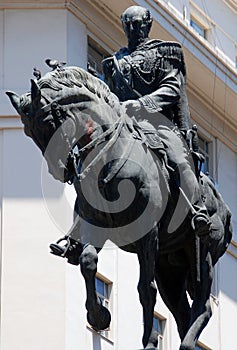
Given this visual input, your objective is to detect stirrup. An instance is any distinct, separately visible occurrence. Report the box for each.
[50,236,70,257]
[49,236,82,265]
[191,213,211,236]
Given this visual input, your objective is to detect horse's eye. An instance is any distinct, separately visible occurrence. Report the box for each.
[21,106,30,116]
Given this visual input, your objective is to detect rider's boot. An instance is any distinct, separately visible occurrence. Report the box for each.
[50,236,83,265]
[191,205,211,238]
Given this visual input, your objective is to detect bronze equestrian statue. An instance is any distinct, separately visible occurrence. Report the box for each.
[52,5,211,266]
[6,5,232,350]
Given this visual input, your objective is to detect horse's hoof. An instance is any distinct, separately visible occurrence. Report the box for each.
[87,305,111,331]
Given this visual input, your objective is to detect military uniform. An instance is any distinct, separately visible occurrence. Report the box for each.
[102,38,211,239]
[102,39,190,133]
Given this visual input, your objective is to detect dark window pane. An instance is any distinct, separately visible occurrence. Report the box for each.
[190,19,205,37]
[96,277,105,296]
[88,37,109,79]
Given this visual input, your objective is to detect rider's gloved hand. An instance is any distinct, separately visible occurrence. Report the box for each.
[121,100,142,117]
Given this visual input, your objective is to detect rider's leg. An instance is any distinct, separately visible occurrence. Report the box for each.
[158,126,211,236]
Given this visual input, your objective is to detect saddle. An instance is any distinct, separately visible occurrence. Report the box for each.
[131,118,204,179]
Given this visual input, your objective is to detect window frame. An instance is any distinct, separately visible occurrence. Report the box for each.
[195,340,212,350]
[190,17,207,38]
[195,128,220,299]
[189,12,210,41]
[87,35,110,80]
[189,1,215,44]
[153,312,166,350]
[198,134,212,175]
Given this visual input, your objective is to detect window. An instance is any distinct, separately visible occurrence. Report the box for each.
[153,313,166,350]
[189,2,214,44]
[199,136,210,174]
[190,18,206,38]
[211,263,219,298]
[88,37,109,80]
[95,276,109,308]
[94,275,112,338]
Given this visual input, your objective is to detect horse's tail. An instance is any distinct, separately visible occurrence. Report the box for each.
[223,209,233,250]
[211,206,232,266]
[201,173,233,265]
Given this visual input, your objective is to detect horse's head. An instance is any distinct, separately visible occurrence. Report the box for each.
[6,66,120,182]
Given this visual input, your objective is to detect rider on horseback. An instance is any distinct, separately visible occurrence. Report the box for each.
[50,5,211,264]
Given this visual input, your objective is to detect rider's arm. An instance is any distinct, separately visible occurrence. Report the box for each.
[138,68,182,113]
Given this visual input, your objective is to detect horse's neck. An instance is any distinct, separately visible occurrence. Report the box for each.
[84,100,121,139]
[93,100,120,127]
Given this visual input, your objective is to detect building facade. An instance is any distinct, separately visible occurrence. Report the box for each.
[0,1,236,349]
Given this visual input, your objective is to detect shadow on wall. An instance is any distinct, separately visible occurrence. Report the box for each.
[2,129,64,199]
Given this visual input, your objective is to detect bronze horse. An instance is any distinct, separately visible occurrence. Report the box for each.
[7,66,232,350]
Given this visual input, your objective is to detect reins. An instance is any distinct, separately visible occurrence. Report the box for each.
[39,89,127,184]
[77,112,126,182]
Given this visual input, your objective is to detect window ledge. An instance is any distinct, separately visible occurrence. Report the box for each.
[86,325,114,345]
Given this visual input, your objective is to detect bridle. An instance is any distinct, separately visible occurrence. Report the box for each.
[35,91,79,184]
[37,89,126,184]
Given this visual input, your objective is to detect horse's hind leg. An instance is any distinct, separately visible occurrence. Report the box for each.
[180,248,213,350]
[80,244,111,331]
[137,228,158,349]
[155,253,191,341]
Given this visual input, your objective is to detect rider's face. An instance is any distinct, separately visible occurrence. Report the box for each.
[121,8,150,42]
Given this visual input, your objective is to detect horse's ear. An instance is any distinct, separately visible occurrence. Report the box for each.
[31,79,41,108]
[6,91,21,114]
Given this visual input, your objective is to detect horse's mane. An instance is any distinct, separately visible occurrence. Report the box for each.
[37,66,118,108]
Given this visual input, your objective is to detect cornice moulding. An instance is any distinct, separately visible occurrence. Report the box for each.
[223,0,237,14]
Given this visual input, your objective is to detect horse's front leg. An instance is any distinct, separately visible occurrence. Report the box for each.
[137,227,158,349]
[80,244,111,331]
[180,245,213,350]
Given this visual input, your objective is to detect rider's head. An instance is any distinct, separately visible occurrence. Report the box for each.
[121,6,153,44]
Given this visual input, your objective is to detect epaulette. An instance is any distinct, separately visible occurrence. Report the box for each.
[156,41,183,60]
[150,40,186,77]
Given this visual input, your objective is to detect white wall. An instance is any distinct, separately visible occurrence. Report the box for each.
[0,11,4,92]
[0,8,88,350]
[0,128,66,350]
[66,10,87,68]
[217,140,237,240]
[218,253,237,349]
[1,9,66,115]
